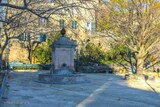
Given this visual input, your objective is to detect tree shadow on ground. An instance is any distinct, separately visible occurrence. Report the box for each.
[77,77,160,107]
[1,70,160,107]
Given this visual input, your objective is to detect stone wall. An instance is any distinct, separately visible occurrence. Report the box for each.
[78,65,114,73]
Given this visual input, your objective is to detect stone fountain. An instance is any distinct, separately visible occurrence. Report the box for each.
[38,28,88,84]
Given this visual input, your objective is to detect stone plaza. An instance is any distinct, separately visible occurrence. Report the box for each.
[0,70,160,107]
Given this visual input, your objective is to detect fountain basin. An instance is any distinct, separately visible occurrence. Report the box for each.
[38,73,89,84]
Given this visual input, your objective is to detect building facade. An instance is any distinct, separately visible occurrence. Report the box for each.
[1,0,100,64]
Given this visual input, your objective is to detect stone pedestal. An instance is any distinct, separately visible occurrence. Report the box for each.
[54,48,75,71]
[38,28,89,84]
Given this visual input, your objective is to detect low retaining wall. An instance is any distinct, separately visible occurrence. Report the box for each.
[9,64,51,70]
[78,65,114,73]
[0,70,9,99]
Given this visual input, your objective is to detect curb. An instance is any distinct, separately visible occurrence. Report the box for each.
[0,70,9,100]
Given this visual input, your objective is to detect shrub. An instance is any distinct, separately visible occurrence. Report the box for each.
[79,43,106,65]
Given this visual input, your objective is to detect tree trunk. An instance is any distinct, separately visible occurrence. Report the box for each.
[1,38,9,69]
[136,57,145,75]
[28,49,32,64]
[135,44,147,75]
[0,53,2,70]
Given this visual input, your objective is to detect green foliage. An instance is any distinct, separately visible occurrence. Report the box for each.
[32,33,61,64]
[32,44,52,64]
[98,0,160,74]
[79,43,106,65]
[105,45,128,64]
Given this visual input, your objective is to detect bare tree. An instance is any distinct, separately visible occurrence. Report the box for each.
[0,0,98,64]
[97,0,160,74]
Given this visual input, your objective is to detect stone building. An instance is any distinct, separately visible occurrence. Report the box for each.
[1,0,104,64]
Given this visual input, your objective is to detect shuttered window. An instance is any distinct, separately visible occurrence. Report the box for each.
[91,22,96,33]
[26,34,30,42]
[40,34,46,42]
[59,19,65,28]
[72,20,78,29]
[86,21,96,33]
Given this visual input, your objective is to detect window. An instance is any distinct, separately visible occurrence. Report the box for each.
[18,35,23,41]
[26,34,30,42]
[91,22,96,33]
[86,21,91,30]
[72,20,78,29]
[39,34,46,42]
[59,19,65,28]
[39,18,47,26]
[0,6,6,21]
[86,21,96,33]
[18,33,29,41]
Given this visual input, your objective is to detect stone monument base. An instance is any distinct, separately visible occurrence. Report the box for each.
[38,73,89,84]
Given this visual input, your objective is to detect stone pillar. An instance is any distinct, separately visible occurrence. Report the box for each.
[54,48,75,70]
[50,28,77,72]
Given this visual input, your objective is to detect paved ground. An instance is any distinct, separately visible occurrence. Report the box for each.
[0,70,160,107]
